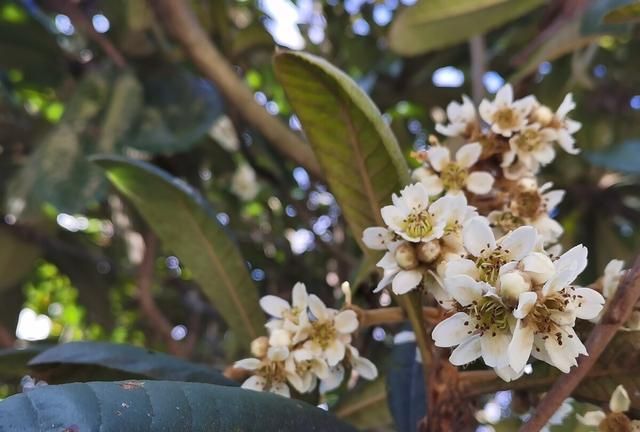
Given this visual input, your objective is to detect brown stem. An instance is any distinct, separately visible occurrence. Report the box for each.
[521,255,640,432]
[148,0,323,179]
[137,232,188,357]
[469,35,486,105]
[351,305,440,327]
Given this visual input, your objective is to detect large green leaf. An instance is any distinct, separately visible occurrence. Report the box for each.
[28,342,235,386]
[0,380,357,431]
[0,346,50,382]
[273,51,410,250]
[92,156,264,347]
[388,0,544,56]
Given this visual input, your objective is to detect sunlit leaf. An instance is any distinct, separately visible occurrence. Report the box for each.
[388,0,544,56]
[93,156,265,348]
[0,380,357,431]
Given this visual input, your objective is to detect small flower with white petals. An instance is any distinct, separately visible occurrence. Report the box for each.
[419,143,494,196]
[231,164,259,201]
[479,84,536,137]
[549,94,582,155]
[503,123,557,172]
[435,95,477,137]
[235,346,294,398]
[577,385,640,430]
[260,282,309,334]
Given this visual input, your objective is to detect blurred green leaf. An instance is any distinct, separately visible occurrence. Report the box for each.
[582,0,636,35]
[0,380,357,431]
[127,66,224,154]
[92,156,264,347]
[0,226,40,291]
[586,140,640,174]
[7,69,142,216]
[388,0,544,56]
[0,345,49,382]
[603,1,640,24]
[29,342,235,386]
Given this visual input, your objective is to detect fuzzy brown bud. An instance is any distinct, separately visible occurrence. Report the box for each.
[250,336,269,357]
[416,240,441,264]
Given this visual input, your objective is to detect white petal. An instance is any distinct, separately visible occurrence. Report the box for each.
[534,144,556,165]
[401,183,430,209]
[573,287,605,320]
[312,359,330,380]
[499,271,531,300]
[286,371,306,393]
[325,340,346,366]
[610,384,631,413]
[392,269,423,295]
[577,411,606,427]
[242,375,265,392]
[234,358,262,370]
[362,227,392,250]
[544,190,565,210]
[354,356,378,380]
[466,171,494,195]
[463,217,496,257]
[514,291,538,319]
[427,146,451,172]
[260,296,290,318]
[445,258,479,279]
[495,84,514,106]
[494,365,524,382]
[380,205,406,234]
[522,252,555,284]
[555,244,588,280]
[270,382,290,398]
[480,333,511,368]
[432,312,473,347]
[308,294,328,320]
[319,365,344,393]
[268,346,290,361]
[420,174,445,196]
[544,335,577,373]
[444,275,483,307]
[508,321,534,372]
[542,270,574,296]
[449,335,482,365]
[455,142,482,168]
[556,93,575,119]
[501,225,537,261]
[334,310,358,334]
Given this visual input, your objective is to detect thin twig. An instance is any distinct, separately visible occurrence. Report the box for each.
[148,0,323,179]
[469,35,486,105]
[521,255,640,432]
[137,232,188,357]
[350,305,440,327]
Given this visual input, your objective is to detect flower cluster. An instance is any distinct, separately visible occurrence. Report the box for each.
[362,84,618,381]
[578,385,639,430]
[234,282,377,397]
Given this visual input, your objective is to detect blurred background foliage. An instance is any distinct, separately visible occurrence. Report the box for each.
[0,0,639,430]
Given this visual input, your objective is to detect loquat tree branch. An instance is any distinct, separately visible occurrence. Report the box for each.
[148,0,323,179]
[521,254,640,432]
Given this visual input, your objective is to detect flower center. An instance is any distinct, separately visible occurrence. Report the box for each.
[311,320,337,349]
[440,163,468,191]
[493,108,519,130]
[475,246,509,285]
[258,359,287,389]
[600,412,633,432]
[467,296,510,333]
[491,211,525,233]
[513,128,543,152]
[529,290,572,336]
[402,209,434,239]
[511,189,542,219]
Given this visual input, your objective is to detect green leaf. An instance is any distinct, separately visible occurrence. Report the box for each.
[0,345,50,382]
[28,342,235,386]
[388,0,544,57]
[0,380,357,431]
[0,226,40,291]
[586,140,640,174]
[7,69,143,216]
[127,65,224,154]
[604,1,640,24]
[273,51,410,250]
[92,156,264,347]
[334,377,392,429]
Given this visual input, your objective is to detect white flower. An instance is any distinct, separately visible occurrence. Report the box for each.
[260,282,309,335]
[577,385,638,429]
[362,227,396,250]
[284,348,329,393]
[551,93,581,155]
[381,183,447,242]
[301,294,358,366]
[508,245,604,373]
[348,345,378,380]
[421,143,494,195]
[319,364,345,393]
[231,164,259,201]
[479,84,536,137]
[235,346,293,397]
[373,243,424,295]
[503,123,557,172]
[435,95,477,137]
[432,275,512,370]
[602,259,625,299]
[209,115,240,151]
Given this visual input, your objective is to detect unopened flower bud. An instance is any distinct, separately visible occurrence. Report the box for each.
[521,252,555,285]
[269,329,291,347]
[341,281,352,306]
[500,271,531,300]
[416,240,441,264]
[395,243,418,270]
[251,336,269,357]
[531,105,553,126]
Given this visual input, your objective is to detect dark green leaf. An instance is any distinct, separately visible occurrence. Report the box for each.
[29,342,235,386]
[127,66,224,154]
[586,140,640,174]
[0,380,357,431]
[0,226,40,291]
[603,1,640,24]
[0,346,50,382]
[388,0,544,56]
[92,156,264,347]
[582,0,636,35]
